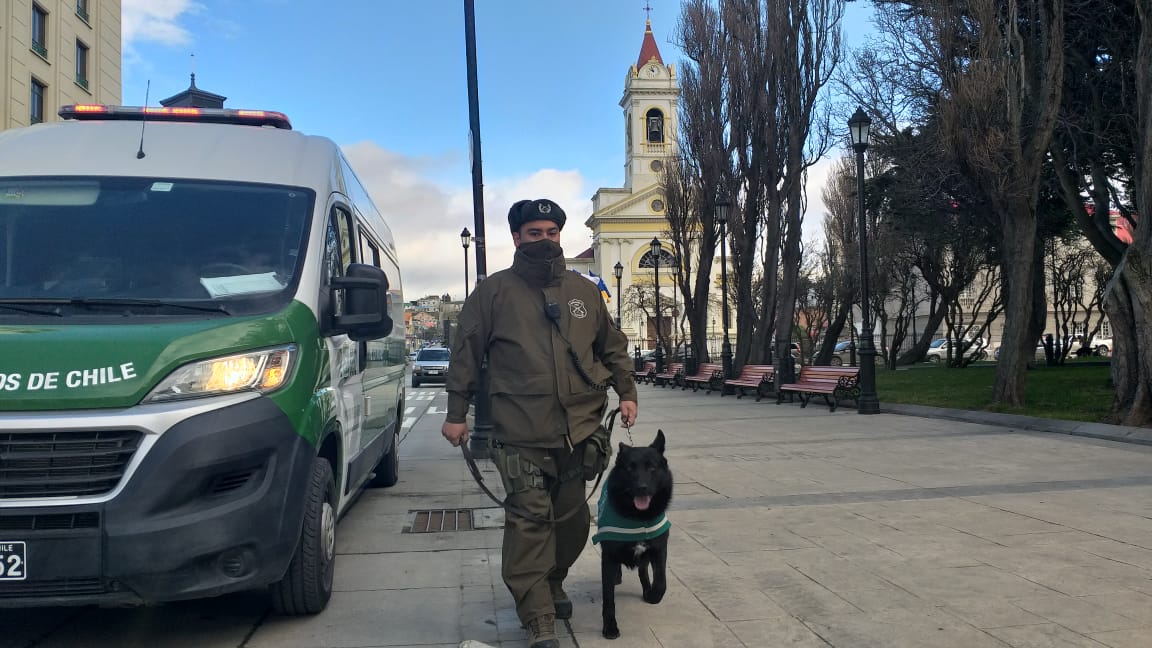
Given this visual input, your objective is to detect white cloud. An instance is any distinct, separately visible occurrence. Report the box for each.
[122,0,201,49]
[802,155,837,249]
[342,142,591,302]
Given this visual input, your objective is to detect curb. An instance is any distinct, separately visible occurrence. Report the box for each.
[883,403,1152,447]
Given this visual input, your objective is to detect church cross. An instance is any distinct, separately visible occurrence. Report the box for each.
[644,1,653,20]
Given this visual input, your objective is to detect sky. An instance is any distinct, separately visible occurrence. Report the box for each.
[121,0,875,301]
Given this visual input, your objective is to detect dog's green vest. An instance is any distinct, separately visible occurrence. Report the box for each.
[591,487,671,544]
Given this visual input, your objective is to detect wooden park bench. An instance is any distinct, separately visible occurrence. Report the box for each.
[633,361,656,385]
[722,364,776,401]
[777,366,860,412]
[653,362,685,388]
[682,362,724,393]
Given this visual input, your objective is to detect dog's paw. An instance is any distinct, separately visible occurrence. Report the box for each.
[643,589,665,604]
[602,622,620,640]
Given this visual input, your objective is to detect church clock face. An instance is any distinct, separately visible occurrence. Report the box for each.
[646,64,660,77]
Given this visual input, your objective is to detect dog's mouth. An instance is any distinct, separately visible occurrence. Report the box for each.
[633,495,652,511]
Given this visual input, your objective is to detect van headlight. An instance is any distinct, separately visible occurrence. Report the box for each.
[144,345,296,402]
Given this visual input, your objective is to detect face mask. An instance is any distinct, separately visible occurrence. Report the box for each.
[518,238,563,260]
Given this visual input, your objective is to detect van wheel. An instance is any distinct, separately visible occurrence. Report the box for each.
[928,356,941,363]
[370,430,400,487]
[270,457,336,615]
[830,357,843,366]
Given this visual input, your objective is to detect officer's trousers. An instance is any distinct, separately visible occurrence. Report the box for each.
[492,443,590,625]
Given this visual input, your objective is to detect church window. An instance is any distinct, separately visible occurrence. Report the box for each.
[638,248,676,268]
[645,108,664,143]
[650,199,665,213]
[650,159,664,173]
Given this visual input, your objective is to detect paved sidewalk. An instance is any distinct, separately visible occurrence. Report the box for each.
[264,383,1152,648]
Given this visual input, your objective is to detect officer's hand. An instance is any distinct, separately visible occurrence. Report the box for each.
[619,400,638,428]
[442,421,469,447]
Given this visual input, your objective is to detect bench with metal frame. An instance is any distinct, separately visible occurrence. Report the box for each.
[777,366,860,412]
[633,361,657,385]
[722,364,776,401]
[653,362,685,388]
[682,362,724,393]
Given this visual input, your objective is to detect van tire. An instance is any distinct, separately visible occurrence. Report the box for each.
[830,357,843,366]
[369,430,400,487]
[270,457,336,615]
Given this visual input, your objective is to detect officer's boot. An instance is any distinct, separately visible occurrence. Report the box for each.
[549,578,572,619]
[526,613,559,648]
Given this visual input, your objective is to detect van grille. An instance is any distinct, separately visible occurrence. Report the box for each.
[0,512,100,531]
[0,430,143,498]
[0,578,107,598]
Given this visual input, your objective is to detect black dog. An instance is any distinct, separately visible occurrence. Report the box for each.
[592,430,673,640]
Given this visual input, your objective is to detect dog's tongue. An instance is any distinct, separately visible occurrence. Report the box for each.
[633,495,652,511]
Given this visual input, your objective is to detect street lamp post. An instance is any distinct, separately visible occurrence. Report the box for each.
[849,107,880,414]
[650,237,664,373]
[613,261,624,329]
[460,227,471,299]
[715,198,733,378]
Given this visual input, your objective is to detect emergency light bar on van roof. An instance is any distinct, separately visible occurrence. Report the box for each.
[58,104,293,130]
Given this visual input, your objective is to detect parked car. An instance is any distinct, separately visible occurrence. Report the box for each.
[411,347,450,387]
[926,338,987,363]
[829,340,853,366]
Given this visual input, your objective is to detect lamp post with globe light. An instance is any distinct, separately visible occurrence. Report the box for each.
[613,261,624,329]
[460,227,471,299]
[849,107,880,414]
[650,237,664,373]
[715,197,733,377]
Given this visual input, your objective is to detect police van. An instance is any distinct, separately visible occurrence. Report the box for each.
[0,104,407,614]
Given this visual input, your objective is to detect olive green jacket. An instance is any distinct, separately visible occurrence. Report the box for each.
[445,251,637,448]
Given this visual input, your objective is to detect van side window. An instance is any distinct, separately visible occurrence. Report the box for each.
[359,231,381,268]
[325,207,355,314]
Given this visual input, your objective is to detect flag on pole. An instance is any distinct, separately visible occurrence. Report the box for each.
[574,269,612,303]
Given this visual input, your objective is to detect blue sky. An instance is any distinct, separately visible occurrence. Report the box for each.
[122,0,874,300]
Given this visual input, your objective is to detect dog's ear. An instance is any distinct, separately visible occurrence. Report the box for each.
[618,441,629,456]
[652,429,665,454]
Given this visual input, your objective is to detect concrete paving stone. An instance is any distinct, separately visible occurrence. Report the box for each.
[35,591,265,648]
[570,628,663,648]
[1088,627,1152,648]
[1009,594,1147,635]
[937,509,1071,538]
[648,622,748,647]
[941,598,1049,629]
[803,607,1012,648]
[1075,591,1152,624]
[333,549,480,591]
[763,582,862,618]
[833,583,932,613]
[987,530,1108,547]
[783,558,896,594]
[249,588,464,647]
[803,534,907,563]
[1076,540,1152,571]
[871,564,1057,603]
[986,623,1111,648]
[693,586,792,621]
[726,617,836,647]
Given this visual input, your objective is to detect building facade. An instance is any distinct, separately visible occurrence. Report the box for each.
[1,0,121,130]
[576,20,728,353]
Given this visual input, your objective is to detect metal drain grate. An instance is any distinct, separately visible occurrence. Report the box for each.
[405,508,475,533]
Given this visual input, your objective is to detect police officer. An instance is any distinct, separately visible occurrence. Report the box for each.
[442,198,638,648]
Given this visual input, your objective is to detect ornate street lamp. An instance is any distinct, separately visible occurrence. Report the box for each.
[460,227,472,299]
[715,197,733,378]
[650,237,664,372]
[849,107,880,414]
[613,261,624,329]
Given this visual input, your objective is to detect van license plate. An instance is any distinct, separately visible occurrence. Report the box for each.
[0,542,27,580]
[427,370,440,375]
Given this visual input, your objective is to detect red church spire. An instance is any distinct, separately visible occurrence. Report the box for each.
[637,19,663,68]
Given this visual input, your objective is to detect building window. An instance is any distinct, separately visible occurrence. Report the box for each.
[650,199,665,213]
[76,0,90,24]
[30,78,46,124]
[1101,319,1112,338]
[638,248,676,269]
[649,159,664,173]
[32,4,49,58]
[76,41,90,90]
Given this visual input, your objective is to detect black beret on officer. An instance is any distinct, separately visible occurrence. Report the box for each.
[508,198,567,232]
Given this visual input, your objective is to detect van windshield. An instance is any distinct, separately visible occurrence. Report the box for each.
[0,177,313,317]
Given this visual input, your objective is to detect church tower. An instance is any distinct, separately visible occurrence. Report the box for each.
[570,19,683,351]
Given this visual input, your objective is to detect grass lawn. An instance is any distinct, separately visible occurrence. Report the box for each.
[876,363,1115,423]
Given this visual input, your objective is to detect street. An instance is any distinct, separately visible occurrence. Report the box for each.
[4,381,1152,647]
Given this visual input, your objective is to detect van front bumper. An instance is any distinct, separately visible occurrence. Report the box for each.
[0,397,313,607]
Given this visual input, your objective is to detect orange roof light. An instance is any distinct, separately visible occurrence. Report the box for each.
[57,104,292,129]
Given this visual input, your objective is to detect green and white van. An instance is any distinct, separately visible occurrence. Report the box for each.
[0,105,407,614]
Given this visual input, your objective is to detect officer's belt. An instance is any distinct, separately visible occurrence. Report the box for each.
[461,408,619,525]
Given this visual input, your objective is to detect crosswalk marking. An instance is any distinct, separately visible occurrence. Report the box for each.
[401,416,417,429]
[404,407,415,415]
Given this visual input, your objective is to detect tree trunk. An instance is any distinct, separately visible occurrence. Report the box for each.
[1108,0,1152,426]
[992,210,1039,406]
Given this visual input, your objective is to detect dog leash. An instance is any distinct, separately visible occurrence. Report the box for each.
[460,407,620,525]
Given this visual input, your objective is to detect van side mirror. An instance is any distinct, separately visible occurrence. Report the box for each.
[331,263,394,341]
